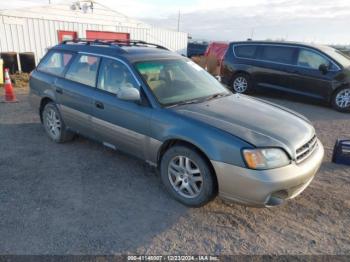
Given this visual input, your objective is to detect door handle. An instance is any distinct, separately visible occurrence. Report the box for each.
[55,87,63,94]
[95,101,104,109]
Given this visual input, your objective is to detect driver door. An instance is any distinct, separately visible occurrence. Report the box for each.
[91,57,153,159]
[290,48,336,100]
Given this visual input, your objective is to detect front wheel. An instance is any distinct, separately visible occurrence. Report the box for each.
[332,87,350,112]
[160,145,216,207]
[231,73,252,94]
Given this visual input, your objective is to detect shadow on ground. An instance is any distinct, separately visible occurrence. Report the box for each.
[0,122,187,254]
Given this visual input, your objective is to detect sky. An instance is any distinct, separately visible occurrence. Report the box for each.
[4,0,350,45]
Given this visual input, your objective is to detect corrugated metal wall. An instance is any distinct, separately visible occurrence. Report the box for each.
[0,15,188,68]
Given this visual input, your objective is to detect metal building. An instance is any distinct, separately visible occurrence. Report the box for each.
[0,0,188,70]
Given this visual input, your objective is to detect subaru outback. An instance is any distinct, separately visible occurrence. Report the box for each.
[29,39,324,207]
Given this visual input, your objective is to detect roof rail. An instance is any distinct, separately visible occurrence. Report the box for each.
[108,39,169,50]
[61,38,169,50]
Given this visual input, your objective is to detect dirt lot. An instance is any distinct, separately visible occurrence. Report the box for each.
[0,88,349,255]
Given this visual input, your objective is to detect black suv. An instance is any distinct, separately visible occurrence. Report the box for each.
[221,41,350,112]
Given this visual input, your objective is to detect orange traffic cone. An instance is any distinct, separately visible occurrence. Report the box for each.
[2,68,18,103]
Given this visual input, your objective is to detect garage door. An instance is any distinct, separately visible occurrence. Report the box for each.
[86,30,130,41]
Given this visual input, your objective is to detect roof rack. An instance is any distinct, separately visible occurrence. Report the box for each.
[109,39,169,50]
[61,38,169,50]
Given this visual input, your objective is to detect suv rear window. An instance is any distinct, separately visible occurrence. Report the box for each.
[260,45,296,64]
[37,51,73,76]
[234,45,257,59]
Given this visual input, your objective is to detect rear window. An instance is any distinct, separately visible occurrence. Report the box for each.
[37,51,73,76]
[234,45,257,59]
[260,45,296,64]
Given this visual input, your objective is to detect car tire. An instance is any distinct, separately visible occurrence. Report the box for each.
[42,102,74,143]
[231,73,253,94]
[331,87,350,112]
[160,145,216,207]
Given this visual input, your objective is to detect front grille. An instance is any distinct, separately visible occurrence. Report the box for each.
[296,135,318,163]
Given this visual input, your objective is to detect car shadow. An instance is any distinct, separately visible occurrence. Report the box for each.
[0,122,188,254]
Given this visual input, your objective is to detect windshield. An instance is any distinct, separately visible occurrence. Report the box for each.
[135,59,230,106]
[320,46,350,68]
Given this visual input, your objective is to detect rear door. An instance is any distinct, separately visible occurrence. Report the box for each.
[291,48,336,100]
[56,54,100,136]
[254,45,298,93]
[90,57,152,159]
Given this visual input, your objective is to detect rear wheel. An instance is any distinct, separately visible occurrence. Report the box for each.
[42,102,74,143]
[231,73,252,94]
[160,145,216,207]
[332,87,350,112]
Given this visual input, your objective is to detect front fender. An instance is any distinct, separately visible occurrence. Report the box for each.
[151,109,251,167]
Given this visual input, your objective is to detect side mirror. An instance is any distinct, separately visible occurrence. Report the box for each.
[117,87,141,102]
[319,64,328,74]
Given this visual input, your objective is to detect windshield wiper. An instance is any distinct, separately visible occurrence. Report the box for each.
[166,98,203,108]
[204,92,230,101]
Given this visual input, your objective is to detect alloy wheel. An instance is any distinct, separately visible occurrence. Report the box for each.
[335,88,350,109]
[44,107,61,140]
[168,155,203,198]
[233,76,248,93]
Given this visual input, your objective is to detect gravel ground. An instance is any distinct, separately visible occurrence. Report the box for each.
[0,90,349,255]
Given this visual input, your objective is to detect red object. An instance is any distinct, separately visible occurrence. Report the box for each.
[86,30,130,41]
[2,68,18,103]
[58,30,78,43]
[204,42,229,75]
[204,42,229,64]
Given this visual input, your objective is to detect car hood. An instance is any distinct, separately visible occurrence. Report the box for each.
[172,94,315,159]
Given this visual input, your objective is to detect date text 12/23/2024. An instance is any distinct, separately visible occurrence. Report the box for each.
[127,255,219,261]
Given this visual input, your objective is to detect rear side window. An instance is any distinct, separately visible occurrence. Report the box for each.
[37,51,73,76]
[65,55,100,87]
[260,45,296,64]
[234,45,257,59]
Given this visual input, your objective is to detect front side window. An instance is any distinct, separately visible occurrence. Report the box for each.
[97,58,139,95]
[65,55,100,87]
[318,46,350,68]
[297,49,330,70]
[135,59,229,106]
[234,45,257,59]
[260,46,296,64]
[38,51,73,76]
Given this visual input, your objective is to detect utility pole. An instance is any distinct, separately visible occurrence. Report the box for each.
[250,28,255,39]
[177,10,180,32]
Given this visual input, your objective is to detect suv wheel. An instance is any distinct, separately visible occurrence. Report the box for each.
[160,145,216,207]
[232,73,252,94]
[332,87,350,112]
[42,102,74,143]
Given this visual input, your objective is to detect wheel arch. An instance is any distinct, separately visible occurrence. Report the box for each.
[39,97,54,122]
[230,70,252,82]
[330,83,350,103]
[157,138,219,193]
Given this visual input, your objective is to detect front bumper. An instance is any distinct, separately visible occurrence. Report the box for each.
[211,139,324,207]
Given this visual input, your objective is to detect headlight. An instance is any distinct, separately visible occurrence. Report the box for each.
[242,148,290,170]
